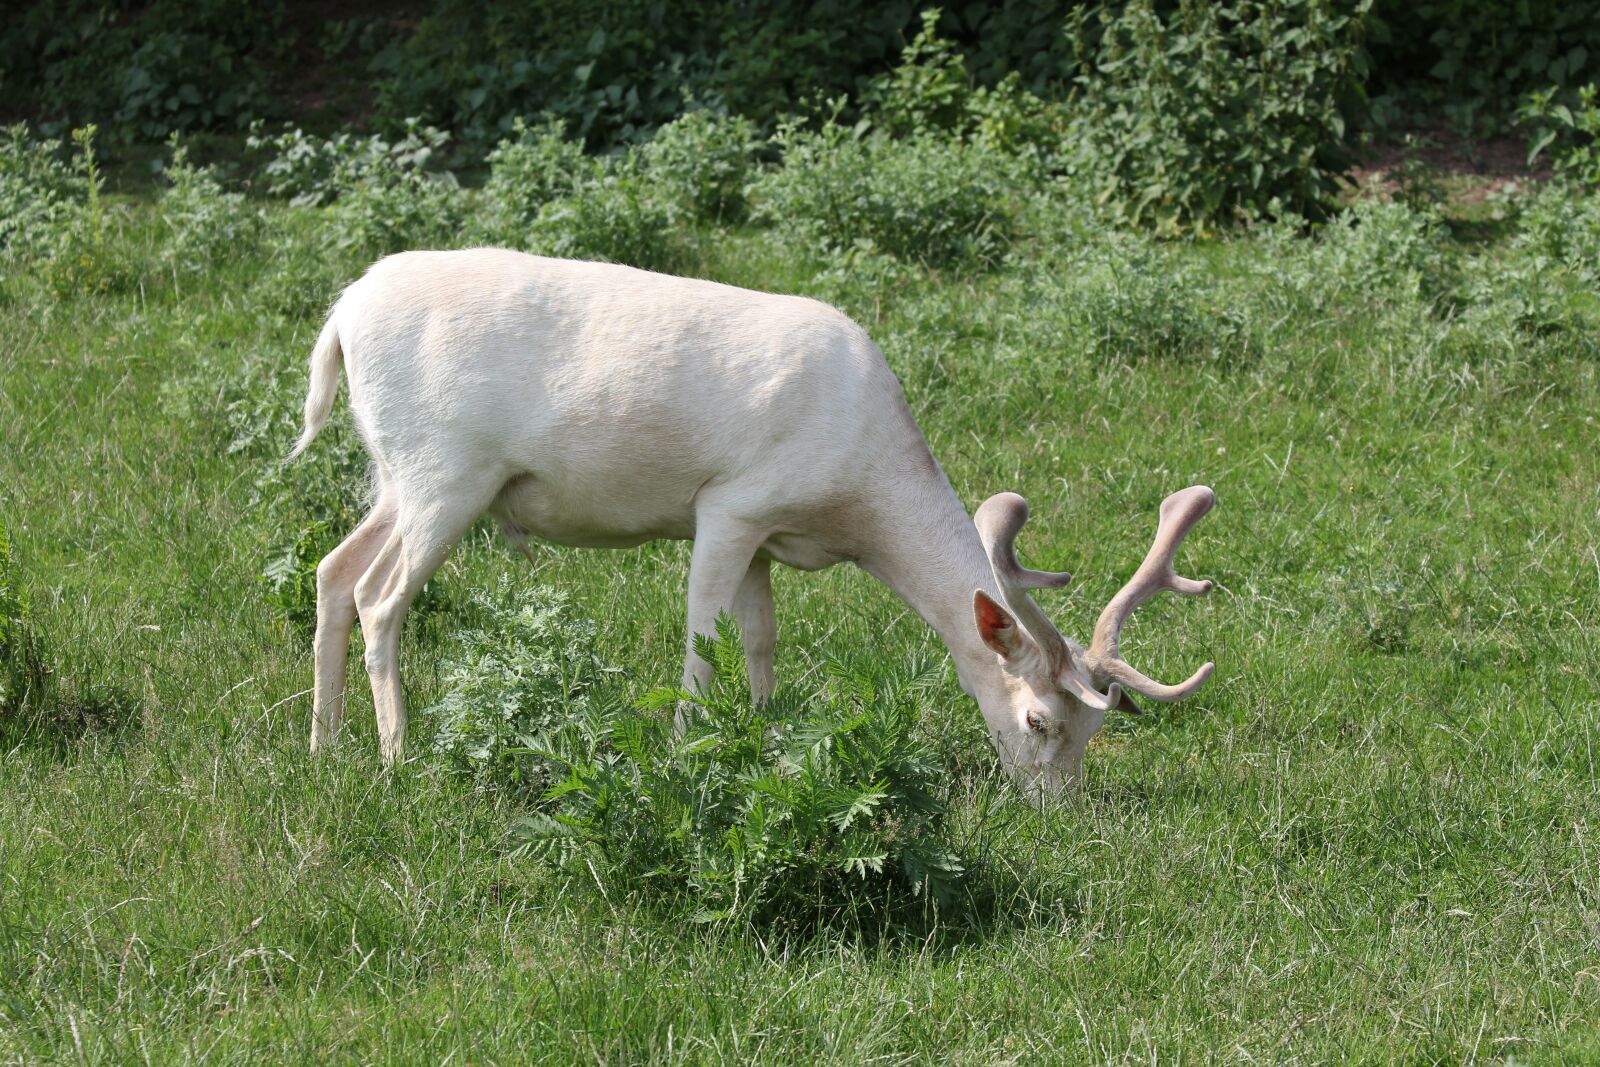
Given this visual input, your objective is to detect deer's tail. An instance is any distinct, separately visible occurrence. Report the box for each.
[289,315,343,460]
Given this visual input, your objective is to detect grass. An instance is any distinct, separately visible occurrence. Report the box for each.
[2,180,1599,1063]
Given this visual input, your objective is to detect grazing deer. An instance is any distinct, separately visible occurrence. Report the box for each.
[294,249,1216,797]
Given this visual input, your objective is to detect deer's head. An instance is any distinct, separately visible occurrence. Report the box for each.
[968,486,1217,800]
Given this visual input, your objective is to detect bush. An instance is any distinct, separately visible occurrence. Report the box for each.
[1514,182,1600,285]
[1309,198,1456,309]
[1046,234,1259,365]
[754,119,1019,269]
[41,125,140,298]
[519,617,967,927]
[1,0,287,142]
[249,120,464,255]
[860,8,1062,162]
[157,136,261,275]
[0,125,77,259]
[479,118,600,236]
[1522,84,1600,189]
[1064,0,1372,235]
[423,581,616,789]
[637,109,761,223]
[525,157,690,272]
[1369,0,1600,133]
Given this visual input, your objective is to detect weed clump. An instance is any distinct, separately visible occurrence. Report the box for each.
[423,580,615,789]
[249,119,464,255]
[157,136,262,275]
[477,119,692,271]
[754,119,1018,270]
[519,617,968,928]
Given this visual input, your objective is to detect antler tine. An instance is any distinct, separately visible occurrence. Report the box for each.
[1084,486,1216,703]
[973,493,1073,664]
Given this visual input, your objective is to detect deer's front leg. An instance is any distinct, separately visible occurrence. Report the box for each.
[678,515,765,727]
[733,556,775,703]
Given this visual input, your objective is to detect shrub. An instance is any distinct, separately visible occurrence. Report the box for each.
[519,617,967,926]
[754,119,1018,269]
[249,120,464,254]
[2,0,287,142]
[860,8,1062,162]
[42,125,140,298]
[1063,0,1372,235]
[479,118,600,237]
[1522,84,1600,189]
[1514,182,1600,284]
[526,158,689,271]
[1046,235,1259,365]
[636,109,761,223]
[0,125,77,259]
[423,580,615,788]
[1369,0,1600,133]
[1309,198,1456,309]
[157,136,261,274]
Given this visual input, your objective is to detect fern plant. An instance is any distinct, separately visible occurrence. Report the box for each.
[517,615,967,927]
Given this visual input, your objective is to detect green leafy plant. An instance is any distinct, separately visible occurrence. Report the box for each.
[636,109,761,223]
[157,135,261,275]
[423,580,617,789]
[526,156,689,271]
[0,124,77,259]
[43,124,139,297]
[1064,0,1373,235]
[478,118,600,237]
[519,616,967,927]
[249,120,466,256]
[1513,182,1600,285]
[860,8,1062,161]
[2,0,288,142]
[1522,84,1600,188]
[754,115,1019,269]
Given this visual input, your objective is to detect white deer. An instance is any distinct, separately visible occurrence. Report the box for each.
[294,249,1217,796]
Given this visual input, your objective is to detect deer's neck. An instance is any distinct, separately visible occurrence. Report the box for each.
[858,465,1003,698]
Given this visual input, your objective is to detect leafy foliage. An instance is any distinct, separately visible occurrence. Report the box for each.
[478,118,600,234]
[1064,0,1373,235]
[1,0,287,141]
[636,109,762,223]
[520,617,967,926]
[478,121,691,270]
[860,8,1063,161]
[157,136,261,275]
[755,116,1020,269]
[248,120,464,255]
[1522,84,1600,189]
[423,581,616,789]
[0,125,78,259]
[1369,0,1600,132]
[1513,182,1600,287]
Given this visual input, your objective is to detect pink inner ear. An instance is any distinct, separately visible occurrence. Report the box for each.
[974,590,1021,658]
[975,592,1012,637]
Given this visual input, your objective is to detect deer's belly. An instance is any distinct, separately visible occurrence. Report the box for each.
[488,472,852,571]
[488,471,697,549]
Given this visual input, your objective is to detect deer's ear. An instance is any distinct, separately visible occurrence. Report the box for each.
[974,591,1026,660]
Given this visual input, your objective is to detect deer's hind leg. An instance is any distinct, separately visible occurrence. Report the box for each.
[353,476,501,765]
[311,490,397,752]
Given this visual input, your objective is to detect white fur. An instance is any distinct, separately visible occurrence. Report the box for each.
[298,249,1212,795]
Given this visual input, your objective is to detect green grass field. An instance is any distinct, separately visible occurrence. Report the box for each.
[2,182,1599,1064]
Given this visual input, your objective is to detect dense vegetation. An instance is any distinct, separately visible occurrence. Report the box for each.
[5,0,1598,150]
[3,3,1600,1062]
